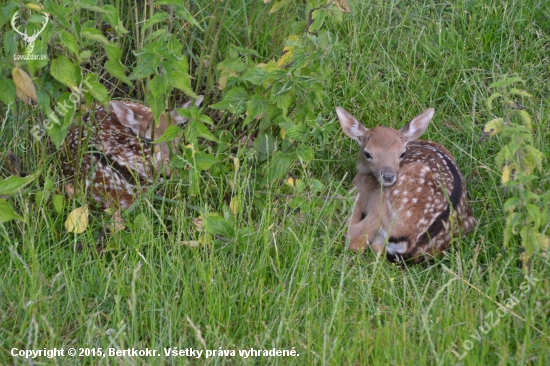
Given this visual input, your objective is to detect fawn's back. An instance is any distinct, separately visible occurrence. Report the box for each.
[337,107,475,263]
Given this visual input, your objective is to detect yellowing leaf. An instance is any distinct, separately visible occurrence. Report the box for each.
[331,0,351,12]
[278,35,300,68]
[230,195,241,216]
[280,127,286,140]
[25,3,43,11]
[501,165,510,184]
[65,206,89,233]
[285,173,300,188]
[12,68,38,105]
[483,118,505,137]
[232,156,240,171]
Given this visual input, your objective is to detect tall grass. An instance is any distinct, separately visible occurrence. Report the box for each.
[1,0,549,365]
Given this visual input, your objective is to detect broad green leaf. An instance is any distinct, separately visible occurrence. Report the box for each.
[185,120,217,144]
[0,79,16,105]
[296,144,314,162]
[193,151,218,171]
[486,92,502,109]
[60,30,79,56]
[489,77,524,89]
[53,194,64,214]
[0,198,24,223]
[169,70,197,97]
[50,56,79,89]
[286,124,309,140]
[84,78,109,107]
[211,87,248,114]
[145,28,168,42]
[81,28,110,45]
[526,204,541,229]
[144,13,169,29]
[503,196,520,213]
[509,88,532,98]
[153,125,181,143]
[254,133,275,161]
[175,7,202,29]
[104,60,132,86]
[515,110,532,131]
[129,58,156,79]
[204,214,235,238]
[104,42,122,62]
[264,152,291,183]
[0,170,40,196]
[240,67,270,85]
[244,95,267,126]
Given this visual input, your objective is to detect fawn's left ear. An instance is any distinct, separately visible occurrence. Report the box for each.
[171,95,205,125]
[400,108,434,144]
[109,101,151,136]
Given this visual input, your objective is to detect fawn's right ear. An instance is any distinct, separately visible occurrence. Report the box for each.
[336,107,368,143]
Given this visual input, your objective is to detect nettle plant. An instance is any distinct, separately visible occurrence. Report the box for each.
[211,0,346,210]
[482,77,550,263]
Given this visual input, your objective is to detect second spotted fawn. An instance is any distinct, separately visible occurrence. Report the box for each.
[336,107,475,263]
[64,97,203,210]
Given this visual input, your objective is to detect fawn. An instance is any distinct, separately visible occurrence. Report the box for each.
[63,97,203,210]
[336,107,475,263]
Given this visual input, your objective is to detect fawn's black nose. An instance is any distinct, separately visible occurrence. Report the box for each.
[379,168,396,186]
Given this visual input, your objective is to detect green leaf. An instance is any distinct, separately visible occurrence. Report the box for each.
[264,152,291,183]
[515,110,532,131]
[489,77,524,89]
[104,60,132,86]
[84,78,109,106]
[185,120,218,144]
[503,196,520,212]
[0,79,16,105]
[53,194,64,214]
[81,28,110,45]
[526,204,541,229]
[193,151,219,171]
[211,87,248,114]
[205,214,235,238]
[244,95,268,126]
[104,43,123,62]
[144,13,169,29]
[149,75,168,123]
[175,6,202,29]
[60,30,79,56]
[296,144,314,162]
[145,28,168,42]
[486,92,502,109]
[169,70,197,97]
[153,125,181,143]
[0,198,24,223]
[286,124,309,141]
[240,67,270,85]
[254,133,275,161]
[509,88,532,98]
[0,170,40,196]
[129,58,156,80]
[50,56,80,89]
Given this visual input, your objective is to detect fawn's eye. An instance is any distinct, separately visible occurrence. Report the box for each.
[364,151,372,160]
[399,151,406,159]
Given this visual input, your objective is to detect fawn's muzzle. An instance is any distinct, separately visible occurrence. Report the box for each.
[378,168,396,186]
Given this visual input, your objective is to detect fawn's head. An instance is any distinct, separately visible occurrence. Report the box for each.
[109,96,204,158]
[336,107,435,186]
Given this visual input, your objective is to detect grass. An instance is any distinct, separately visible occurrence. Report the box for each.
[1,0,550,365]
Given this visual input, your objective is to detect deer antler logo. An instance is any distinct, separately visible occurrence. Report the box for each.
[11,11,49,54]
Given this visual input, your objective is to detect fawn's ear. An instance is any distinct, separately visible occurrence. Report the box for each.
[400,108,434,144]
[171,95,205,125]
[336,107,368,143]
[109,101,151,135]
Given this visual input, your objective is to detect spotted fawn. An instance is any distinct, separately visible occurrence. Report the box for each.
[64,97,203,210]
[336,107,475,263]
